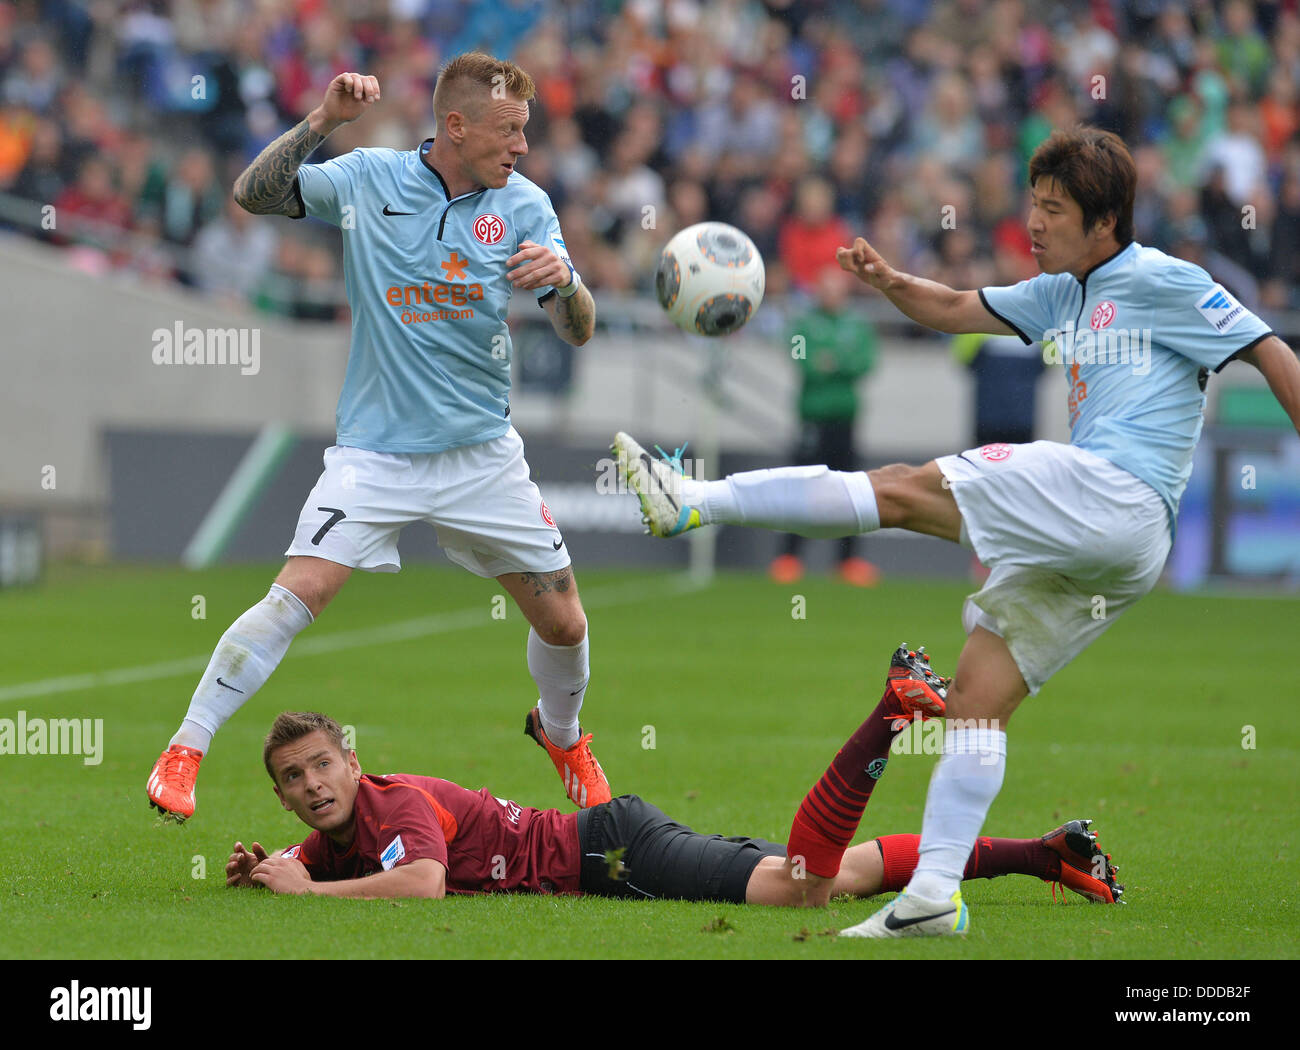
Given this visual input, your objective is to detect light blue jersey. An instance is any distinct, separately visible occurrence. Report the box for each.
[295,140,572,452]
[980,242,1272,528]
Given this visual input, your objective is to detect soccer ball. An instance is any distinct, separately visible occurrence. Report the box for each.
[655,222,765,336]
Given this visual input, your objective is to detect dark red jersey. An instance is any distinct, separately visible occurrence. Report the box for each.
[283,774,581,894]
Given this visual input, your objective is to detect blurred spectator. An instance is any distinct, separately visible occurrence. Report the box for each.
[665,177,708,231]
[53,154,131,248]
[1161,93,1210,190]
[771,265,878,588]
[1258,66,1299,164]
[930,226,994,293]
[908,71,985,174]
[827,125,881,230]
[1202,101,1268,206]
[191,195,278,302]
[779,175,851,294]
[1150,3,1198,84]
[1170,215,1261,311]
[10,116,65,205]
[4,36,62,113]
[1263,172,1300,309]
[1217,0,1273,98]
[606,131,665,233]
[155,147,224,282]
[549,117,598,200]
[694,73,781,166]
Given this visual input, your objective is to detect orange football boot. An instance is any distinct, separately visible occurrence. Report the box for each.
[146,744,204,820]
[884,644,950,726]
[1041,818,1124,903]
[524,707,611,808]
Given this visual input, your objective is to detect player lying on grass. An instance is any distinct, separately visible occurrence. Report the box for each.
[226,647,1121,916]
[613,125,1300,936]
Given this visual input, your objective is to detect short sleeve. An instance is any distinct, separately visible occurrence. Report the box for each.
[296,150,369,227]
[1152,261,1273,373]
[518,191,572,302]
[979,275,1064,345]
[367,785,451,872]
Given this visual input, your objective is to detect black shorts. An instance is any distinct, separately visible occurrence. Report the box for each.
[575,795,786,904]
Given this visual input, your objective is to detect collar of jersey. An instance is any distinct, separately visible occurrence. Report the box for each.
[1073,239,1135,286]
[418,138,488,202]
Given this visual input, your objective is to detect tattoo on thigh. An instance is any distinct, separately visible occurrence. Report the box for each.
[519,567,572,597]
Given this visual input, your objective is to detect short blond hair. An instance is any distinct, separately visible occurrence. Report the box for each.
[432,51,536,126]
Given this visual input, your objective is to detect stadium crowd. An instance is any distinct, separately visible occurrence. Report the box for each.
[2,0,1299,322]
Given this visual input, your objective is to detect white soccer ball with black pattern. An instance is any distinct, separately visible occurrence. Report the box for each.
[655,222,765,336]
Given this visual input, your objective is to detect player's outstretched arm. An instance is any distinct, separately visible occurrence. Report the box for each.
[836,236,1014,336]
[233,72,380,217]
[1236,335,1300,436]
[250,854,447,899]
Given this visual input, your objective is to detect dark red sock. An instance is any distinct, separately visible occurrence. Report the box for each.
[963,836,1059,881]
[876,833,1060,892]
[787,687,903,877]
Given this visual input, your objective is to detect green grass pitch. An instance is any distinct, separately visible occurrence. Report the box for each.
[0,561,1295,959]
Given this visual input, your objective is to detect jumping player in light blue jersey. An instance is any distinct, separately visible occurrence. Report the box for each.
[148,54,611,823]
[614,126,1300,938]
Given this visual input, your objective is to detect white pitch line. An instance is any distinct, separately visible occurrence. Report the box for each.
[0,574,702,705]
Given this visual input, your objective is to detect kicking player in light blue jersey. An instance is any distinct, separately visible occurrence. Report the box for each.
[615,126,1300,937]
[149,54,611,822]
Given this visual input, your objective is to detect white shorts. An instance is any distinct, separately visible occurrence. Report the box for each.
[285,428,569,578]
[935,441,1172,694]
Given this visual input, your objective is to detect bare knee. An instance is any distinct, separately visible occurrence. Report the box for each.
[867,461,928,498]
[746,858,834,907]
[866,461,960,540]
[533,610,587,647]
[274,557,350,618]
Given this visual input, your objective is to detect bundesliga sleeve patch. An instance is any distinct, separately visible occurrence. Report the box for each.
[380,835,406,871]
[1195,285,1248,335]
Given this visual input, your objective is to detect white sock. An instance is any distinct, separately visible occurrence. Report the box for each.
[528,623,589,750]
[683,466,879,537]
[170,584,314,753]
[907,726,1007,901]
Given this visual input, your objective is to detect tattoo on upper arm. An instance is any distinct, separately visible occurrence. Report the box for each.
[518,567,573,597]
[233,119,325,216]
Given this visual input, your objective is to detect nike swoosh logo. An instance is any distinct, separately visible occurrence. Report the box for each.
[552,538,564,550]
[884,905,955,930]
[383,205,416,216]
[216,677,245,694]
[640,453,678,510]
